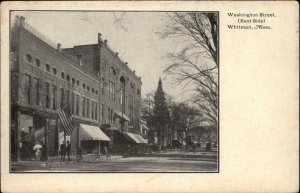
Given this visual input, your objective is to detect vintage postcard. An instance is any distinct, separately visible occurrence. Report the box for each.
[1,1,298,192]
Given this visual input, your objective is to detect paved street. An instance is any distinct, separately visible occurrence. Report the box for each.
[11,151,218,172]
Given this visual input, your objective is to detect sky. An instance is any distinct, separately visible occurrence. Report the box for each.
[11,11,193,102]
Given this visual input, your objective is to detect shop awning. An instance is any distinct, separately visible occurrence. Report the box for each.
[79,124,110,141]
[123,132,142,143]
[114,111,130,121]
[134,134,148,144]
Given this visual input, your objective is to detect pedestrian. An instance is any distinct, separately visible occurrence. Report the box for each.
[33,142,42,161]
[40,141,46,161]
[127,144,131,157]
[77,147,83,162]
[66,141,72,161]
[60,141,66,161]
[192,143,196,153]
[104,146,110,160]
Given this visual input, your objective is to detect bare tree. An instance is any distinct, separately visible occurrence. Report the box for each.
[158,12,218,127]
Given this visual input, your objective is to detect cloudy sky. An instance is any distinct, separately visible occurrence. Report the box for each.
[12,11,193,102]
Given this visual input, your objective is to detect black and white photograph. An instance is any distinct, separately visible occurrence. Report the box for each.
[9,11,219,172]
[2,1,299,193]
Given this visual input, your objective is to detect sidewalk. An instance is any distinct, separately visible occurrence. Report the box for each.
[11,154,124,171]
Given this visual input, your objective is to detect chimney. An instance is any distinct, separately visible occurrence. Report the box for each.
[57,43,62,53]
[98,33,102,42]
[19,16,25,27]
[14,15,20,27]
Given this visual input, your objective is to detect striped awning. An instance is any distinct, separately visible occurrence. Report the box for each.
[79,124,110,141]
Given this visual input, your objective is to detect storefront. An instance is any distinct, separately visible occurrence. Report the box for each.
[11,108,58,161]
[76,124,110,155]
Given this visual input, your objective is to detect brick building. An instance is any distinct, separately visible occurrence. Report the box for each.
[10,16,143,161]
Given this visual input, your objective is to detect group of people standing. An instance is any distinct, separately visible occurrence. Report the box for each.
[60,141,72,161]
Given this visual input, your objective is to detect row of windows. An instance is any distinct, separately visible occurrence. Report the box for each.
[26,54,99,95]
[22,74,98,121]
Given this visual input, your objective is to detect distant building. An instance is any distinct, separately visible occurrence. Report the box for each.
[10,16,143,161]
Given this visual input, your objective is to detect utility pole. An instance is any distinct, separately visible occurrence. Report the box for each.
[45,118,48,160]
[17,110,21,161]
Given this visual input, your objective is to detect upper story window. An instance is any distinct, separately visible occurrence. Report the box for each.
[110,67,116,76]
[61,72,65,79]
[77,80,79,86]
[26,54,32,63]
[83,83,86,89]
[35,58,40,67]
[137,88,140,95]
[53,68,57,75]
[87,86,90,91]
[95,90,98,95]
[130,83,134,89]
[92,88,94,93]
[72,78,75,84]
[45,64,50,72]
[66,75,70,82]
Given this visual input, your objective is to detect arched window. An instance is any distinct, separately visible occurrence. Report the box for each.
[61,72,65,79]
[110,67,116,76]
[53,68,57,75]
[130,83,134,89]
[26,54,32,63]
[66,75,70,81]
[92,88,94,93]
[72,78,75,84]
[35,58,40,67]
[46,64,50,72]
[77,80,79,86]
[95,90,98,95]
[87,86,90,91]
[83,83,86,89]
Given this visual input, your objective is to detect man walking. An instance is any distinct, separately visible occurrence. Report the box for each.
[60,141,66,161]
[66,141,72,161]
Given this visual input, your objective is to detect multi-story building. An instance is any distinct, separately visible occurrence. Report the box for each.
[10,16,143,161]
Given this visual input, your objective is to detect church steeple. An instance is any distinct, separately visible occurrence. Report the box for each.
[155,78,165,101]
[153,77,169,146]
